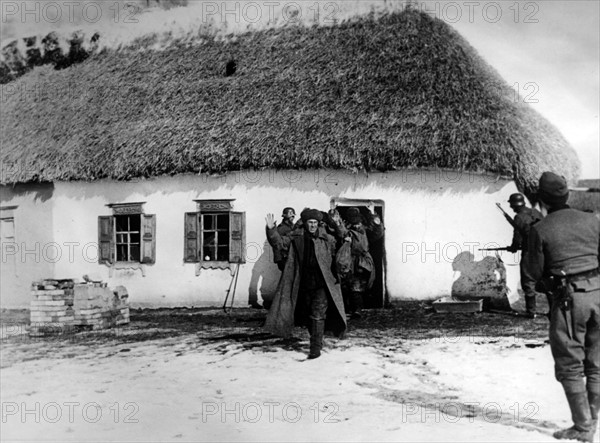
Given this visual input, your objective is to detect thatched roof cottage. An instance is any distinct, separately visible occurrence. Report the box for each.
[0,9,579,309]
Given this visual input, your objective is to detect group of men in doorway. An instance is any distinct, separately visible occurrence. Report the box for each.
[264,205,383,359]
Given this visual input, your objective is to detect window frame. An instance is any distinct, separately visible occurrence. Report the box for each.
[99,202,156,265]
[184,200,245,265]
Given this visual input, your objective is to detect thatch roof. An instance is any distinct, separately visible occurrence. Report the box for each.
[0,9,580,196]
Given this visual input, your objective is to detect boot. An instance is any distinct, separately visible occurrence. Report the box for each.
[588,388,599,435]
[308,320,325,359]
[350,292,363,320]
[553,392,594,442]
[524,295,537,319]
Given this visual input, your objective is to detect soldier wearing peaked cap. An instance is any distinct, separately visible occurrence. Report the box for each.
[264,208,347,359]
[506,193,544,317]
[523,172,600,443]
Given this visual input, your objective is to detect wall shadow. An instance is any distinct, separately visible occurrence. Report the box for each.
[0,182,54,203]
[451,251,511,311]
[247,240,281,309]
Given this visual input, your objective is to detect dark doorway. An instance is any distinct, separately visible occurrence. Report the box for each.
[330,198,387,308]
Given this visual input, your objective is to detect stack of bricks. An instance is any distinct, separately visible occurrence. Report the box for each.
[30,279,76,336]
[73,283,129,329]
[30,279,129,335]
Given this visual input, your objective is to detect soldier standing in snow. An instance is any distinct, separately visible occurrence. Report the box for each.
[523,172,599,443]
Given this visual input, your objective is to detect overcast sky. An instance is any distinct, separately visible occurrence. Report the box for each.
[435,0,599,179]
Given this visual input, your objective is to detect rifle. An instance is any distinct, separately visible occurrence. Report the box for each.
[496,203,518,229]
[478,247,511,251]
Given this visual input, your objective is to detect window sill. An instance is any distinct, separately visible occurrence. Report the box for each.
[195,261,237,276]
[107,262,146,277]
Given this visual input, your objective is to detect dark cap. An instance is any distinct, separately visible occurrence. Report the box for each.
[281,207,295,217]
[508,193,525,206]
[346,207,362,224]
[300,208,323,223]
[538,172,569,205]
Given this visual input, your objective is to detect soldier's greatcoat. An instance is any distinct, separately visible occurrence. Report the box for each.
[265,227,347,338]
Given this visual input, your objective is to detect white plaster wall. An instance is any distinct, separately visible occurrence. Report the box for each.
[6,169,525,308]
[0,184,55,308]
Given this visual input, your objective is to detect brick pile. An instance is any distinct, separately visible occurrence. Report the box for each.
[74,283,129,329]
[30,279,76,335]
[30,278,129,335]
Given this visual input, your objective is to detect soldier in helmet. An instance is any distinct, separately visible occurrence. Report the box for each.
[266,207,298,271]
[523,172,599,443]
[506,193,544,318]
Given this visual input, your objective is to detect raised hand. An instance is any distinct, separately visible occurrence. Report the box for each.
[265,213,276,229]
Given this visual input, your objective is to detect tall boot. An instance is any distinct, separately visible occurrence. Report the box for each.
[308,320,325,359]
[553,391,594,442]
[588,387,599,434]
[350,292,363,319]
[524,295,537,319]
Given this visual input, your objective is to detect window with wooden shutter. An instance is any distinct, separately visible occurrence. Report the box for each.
[100,202,156,265]
[229,212,246,263]
[184,212,200,263]
[185,200,245,265]
[98,216,115,264]
[140,214,156,264]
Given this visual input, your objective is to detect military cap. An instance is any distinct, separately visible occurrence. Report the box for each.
[538,172,569,205]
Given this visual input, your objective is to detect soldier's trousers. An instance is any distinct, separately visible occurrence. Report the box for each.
[520,254,538,299]
[549,286,600,395]
[308,288,328,321]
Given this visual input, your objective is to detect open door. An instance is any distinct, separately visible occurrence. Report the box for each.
[330,198,387,308]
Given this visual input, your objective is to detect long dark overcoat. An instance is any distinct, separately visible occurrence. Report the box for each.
[264,227,347,338]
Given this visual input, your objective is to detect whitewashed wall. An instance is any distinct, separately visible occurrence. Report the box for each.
[1,170,525,308]
[0,183,55,307]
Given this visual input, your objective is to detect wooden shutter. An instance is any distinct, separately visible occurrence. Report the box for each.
[184,212,200,263]
[98,216,114,264]
[229,212,246,264]
[140,214,156,264]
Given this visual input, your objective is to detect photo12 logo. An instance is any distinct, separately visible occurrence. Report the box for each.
[1,401,139,424]
[201,401,340,423]
[413,1,540,24]
[1,2,141,25]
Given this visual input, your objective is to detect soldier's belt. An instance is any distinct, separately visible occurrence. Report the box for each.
[563,268,599,283]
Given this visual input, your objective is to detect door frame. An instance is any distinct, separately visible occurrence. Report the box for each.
[330,197,388,308]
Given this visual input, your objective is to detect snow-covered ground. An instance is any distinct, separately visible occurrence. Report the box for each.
[1,309,597,442]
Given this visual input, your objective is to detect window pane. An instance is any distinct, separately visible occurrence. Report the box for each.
[0,218,15,239]
[116,245,127,261]
[203,245,217,261]
[217,246,228,261]
[129,215,141,232]
[203,232,216,260]
[217,214,229,230]
[203,214,214,230]
[116,233,126,243]
[203,232,216,246]
[130,233,140,244]
[220,235,229,248]
[130,245,140,262]
[115,216,128,232]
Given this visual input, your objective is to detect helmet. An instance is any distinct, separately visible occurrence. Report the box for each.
[281,207,295,217]
[508,193,525,206]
